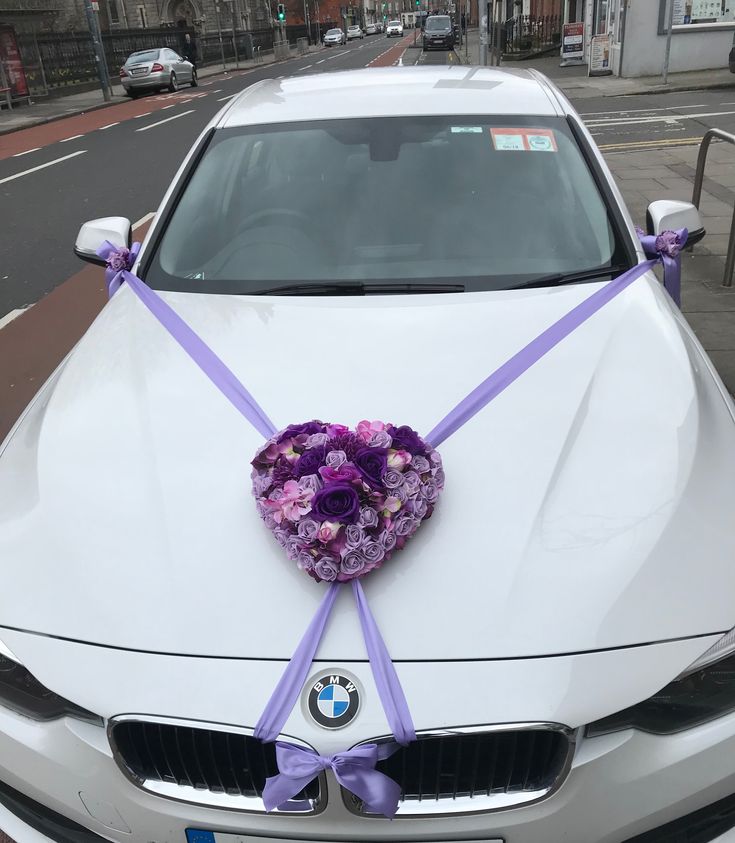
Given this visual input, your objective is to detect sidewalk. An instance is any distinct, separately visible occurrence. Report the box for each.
[457,28,735,98]
[0,44,321,136]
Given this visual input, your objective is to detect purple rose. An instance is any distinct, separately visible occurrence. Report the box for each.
[387,425,426,455]
[325,450,347,469]
[314,555,339,582]
[423,481,440,503]
[277,421,323,443]
[358,506,379,529]
[305,432,329,449]
[433,468,445,487]
[382,468,404,490]
[340,549,367,578]
[379,529,397,552]
[402,470,421,494]
[311,483,360,524]
[430,450,442,465]
[297,518,319,542]
[391,484,409,503]
[362,541,385,565]
[354,447,388,489]
[345,524,367,548]
[107,249,130,272]
[285,536,303,559]
[411,455,430,474]
[369,430,393,448]
[297,551,315,571]
[413,497,428,519]
[295,445,327,478]
[394,514,420,537]
[655,229,683,258]
[252,471,274,496]
[273,528,290,547]
[298,473,322,494]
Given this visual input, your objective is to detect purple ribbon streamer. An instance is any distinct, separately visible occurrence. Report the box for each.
[253,582,340,744]
[262,742,401,817]
[96,230,686,818]
[97,243,277,441]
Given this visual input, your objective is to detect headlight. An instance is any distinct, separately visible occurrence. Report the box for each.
[587,633,735,737]
[0,642,100,723]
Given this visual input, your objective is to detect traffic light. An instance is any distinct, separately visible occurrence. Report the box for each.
[277,3,285,20]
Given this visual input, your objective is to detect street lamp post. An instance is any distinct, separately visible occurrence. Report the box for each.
[83,0,111,101]
[662,0,675,85]
[215,2,227,69]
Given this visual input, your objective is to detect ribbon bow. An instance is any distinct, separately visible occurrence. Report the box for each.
[263,741,401,818]
[98,240,141,296]
[636,227,688,306]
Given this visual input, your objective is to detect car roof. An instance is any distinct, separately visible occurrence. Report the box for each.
[218,67,565,128]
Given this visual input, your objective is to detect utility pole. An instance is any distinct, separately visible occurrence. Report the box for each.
[662,0,674,84]
[83,0,111,101]
[215,2,227,69]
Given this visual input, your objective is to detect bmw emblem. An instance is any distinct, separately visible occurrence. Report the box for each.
[305,671,361,729]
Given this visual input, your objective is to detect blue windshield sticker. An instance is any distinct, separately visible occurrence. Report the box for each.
[451,126,483,133]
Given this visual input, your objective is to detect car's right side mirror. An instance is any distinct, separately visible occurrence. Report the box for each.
[74,216,132,266]
[646,199,706,247]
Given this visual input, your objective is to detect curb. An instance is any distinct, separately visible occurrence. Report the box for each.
[599,80,735,97]
[0,47,325,138]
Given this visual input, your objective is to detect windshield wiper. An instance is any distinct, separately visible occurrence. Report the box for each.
[250,282,465,296]
[509,265,629,290]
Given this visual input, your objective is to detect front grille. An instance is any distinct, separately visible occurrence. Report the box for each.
[351,727,572,815]
[110,721,319,808]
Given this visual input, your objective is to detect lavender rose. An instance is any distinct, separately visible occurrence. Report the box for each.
[394,514,420,537]
[297,551,315,571]
[413,497,428,519]
[402,470,421,494]
[325,450,347,469]
[358,507,379,529]
[378,529,397,552]
[354,447,388,489]
[340,549,367,577]
[314,555,339,582]
[382,468,405,490]
[298,473,322,494]
[423,481,440,504]
[311,483,360,524]
[107,249,131,272]
[369,430,393,448]
[297,518,320,543]
[305,432,329,448]
[362,541,385,565]
[345,524,367,548]
[411,455,430,474]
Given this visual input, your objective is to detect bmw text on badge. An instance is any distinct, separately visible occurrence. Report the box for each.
[306,672,361,729]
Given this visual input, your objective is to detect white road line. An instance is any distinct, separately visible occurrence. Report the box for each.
[0,150,86,186]
[316,59,325,63]
[585,109,735,128]
[212,88,223,92]
[12,147,41,157]
[133,111,152,119]
[132,211,156,229]
[135,109,195,132]
[59,134,85,143]
[99,122,120,130]
[217,93,237,101]
[162,104,176,109]
[0,307,30,331]
[581,103,707,117]
[300,64,313,69]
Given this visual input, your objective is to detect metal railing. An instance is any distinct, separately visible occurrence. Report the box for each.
[692,128,735,287]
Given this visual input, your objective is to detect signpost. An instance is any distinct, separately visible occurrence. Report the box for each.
[588,33,612,76]
[559,20,583,66]
[82,0,111,101]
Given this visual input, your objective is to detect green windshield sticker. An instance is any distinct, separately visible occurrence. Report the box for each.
[451,126,483,133]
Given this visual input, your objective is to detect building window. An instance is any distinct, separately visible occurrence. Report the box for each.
[108,0,120,23]
[660,0,735,30]
[137,4,147,25]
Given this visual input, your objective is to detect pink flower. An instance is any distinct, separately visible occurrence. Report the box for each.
[356,419,387,442]
[318,463,361,484]
[317,521,341,543]
[327,423,350,437]
[266,479,314,523]
[387,449,411,470]
[381,496,401,517]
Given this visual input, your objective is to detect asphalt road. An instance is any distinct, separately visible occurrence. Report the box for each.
[2,45,735,320]
[0,32,411,319]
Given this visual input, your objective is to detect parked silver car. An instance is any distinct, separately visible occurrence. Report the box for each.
[120,48,197,97]
[323,27,346,45]
[365,22,377,34]
[346,24,364,39]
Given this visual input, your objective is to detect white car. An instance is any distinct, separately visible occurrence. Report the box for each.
[346,24,363,39]
[1,67,733,843]
[365,22,377,34]
[386,18,403,36]
[322,27,346,45]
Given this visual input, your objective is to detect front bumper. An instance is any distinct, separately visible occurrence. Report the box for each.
[2,631,735,843]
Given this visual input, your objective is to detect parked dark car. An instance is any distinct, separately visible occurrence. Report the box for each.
[423,14,455,50]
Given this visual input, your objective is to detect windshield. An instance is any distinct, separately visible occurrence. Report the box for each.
[388,20,400,25]
[326,28,341,34]
[426,16,450,29]
[146,115,628,295]
[127,50,160,63]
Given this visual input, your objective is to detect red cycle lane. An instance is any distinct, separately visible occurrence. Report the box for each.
[367,31,418,67]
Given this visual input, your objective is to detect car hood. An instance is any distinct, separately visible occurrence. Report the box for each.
[1,277,734,660]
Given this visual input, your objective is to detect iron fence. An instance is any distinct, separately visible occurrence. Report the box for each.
[490,14,561,57]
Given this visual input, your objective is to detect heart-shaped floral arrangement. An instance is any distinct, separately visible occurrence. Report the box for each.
[251,420,444,582]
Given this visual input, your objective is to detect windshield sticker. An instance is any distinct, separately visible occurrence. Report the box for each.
[491,128,558,151]
[451,126,483,133]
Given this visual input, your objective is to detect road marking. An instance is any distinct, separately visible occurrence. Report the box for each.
[135,109,195,132]
[12,147,41,157]
[99,122,120,130]
[300,63,313,69]
[133,111,152,119]
[316,58,325,63]
[213,88,223,92]
[581,103,707,117]
[0,150,86,186]
[162,104,176,109]
[133,211,156,229]
[59,134,85,143]
[586,109,735,128]
[0,307,30,331]
[217,93,237,101]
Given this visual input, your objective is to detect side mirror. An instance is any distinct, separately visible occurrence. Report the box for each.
[74,217,132,266]
[646,199,706,247]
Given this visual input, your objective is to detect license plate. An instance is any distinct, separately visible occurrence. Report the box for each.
[187,834,504,843]
[130,67,147,75]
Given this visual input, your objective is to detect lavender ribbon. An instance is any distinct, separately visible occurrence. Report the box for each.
[637,227,688,307]
[97,229,685,818]
[263,742,401,817]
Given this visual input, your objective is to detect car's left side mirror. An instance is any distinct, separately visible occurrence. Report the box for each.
[646,199,706,247]
[74,216,132,266]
